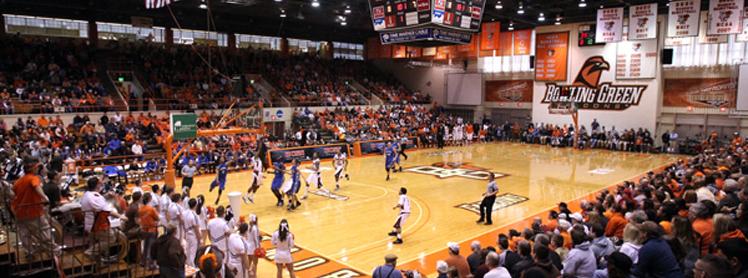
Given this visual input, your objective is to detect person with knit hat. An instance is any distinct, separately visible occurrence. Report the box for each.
[373,254,402,278]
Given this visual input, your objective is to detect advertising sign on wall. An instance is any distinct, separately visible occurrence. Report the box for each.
[615,39,658,79]
[541,56,648,111]
[269,144,351,163]
[664,78,736,108]
[596,7,624,43]
[535,32,569,81]
[628,3,658,40]
[707,0,744,35]
[485,80,533,102]
[668,0,701,37]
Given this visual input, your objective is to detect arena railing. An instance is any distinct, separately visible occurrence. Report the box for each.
[2,200,160,277]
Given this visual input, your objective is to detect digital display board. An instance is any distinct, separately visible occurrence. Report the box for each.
[370,0,485,32]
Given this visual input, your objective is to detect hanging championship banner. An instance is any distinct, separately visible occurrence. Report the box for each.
[480,22,501,51]
[393,45,407,58]
[513,29,532,55]
[616,39,658,79]
[668,0,700,37]
[629,3,658,40]
[499,32,513,56]
[708,0,744,35]
[738,8,748,41]
[596,7,624,43]
[535,32,569,81]
[699,11,729,43]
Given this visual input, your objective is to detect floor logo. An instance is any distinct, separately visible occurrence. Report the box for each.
[455,193,529,214]
[404,162,508,180]
[309,190,349,201]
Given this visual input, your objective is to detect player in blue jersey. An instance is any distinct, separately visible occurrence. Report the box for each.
[392,140,403,173]
[285,159,302,211]
[270,161,286,207]
[385,142,396,181]
[209,156,228,205]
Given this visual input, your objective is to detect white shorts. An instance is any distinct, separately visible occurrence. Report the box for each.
[306,172,321,187]
[393,213,410,229]
[252,171,263,186]
[335,166,345,178]
[455,134,463,141]
[467,133,473,141]
[274,250,293,264]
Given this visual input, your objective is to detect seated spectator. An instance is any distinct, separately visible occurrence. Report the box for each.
[524,245,560,278]
[562,229,596,278]
[716,238,748,277]
[484,252,510,278]
[444,242,471,278]
[372,254,402,278]
[632,221,683,278]
[604,252,634,278]
[693,254,735,278]
[467,241,483,275]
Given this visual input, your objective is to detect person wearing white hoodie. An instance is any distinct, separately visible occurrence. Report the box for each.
[618,223,643,264]
[562,228,597,278]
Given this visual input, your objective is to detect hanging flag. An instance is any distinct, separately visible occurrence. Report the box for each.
[628,3,658,40]
[479,22,501,51]
[596,7,624,43]
[535,32,569,81]
[707,0,744,35]
[737,8,748,41]
[513,29,532,55]
[668,0,700,37]
[145,0,173,9]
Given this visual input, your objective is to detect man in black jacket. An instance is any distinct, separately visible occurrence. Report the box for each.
[153,225,186,278]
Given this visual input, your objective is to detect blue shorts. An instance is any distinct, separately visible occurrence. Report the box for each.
[271,178,284,190]
[287,181,301,194]
[210,179,226,190]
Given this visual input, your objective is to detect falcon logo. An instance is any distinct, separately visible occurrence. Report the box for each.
[637,18,648,28]
[604,21,615,30]
[677,14,690,25]
[404,162,508,180]
[719,10,732,22]
[542,56,648,111]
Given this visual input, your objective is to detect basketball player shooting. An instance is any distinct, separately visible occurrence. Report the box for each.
[243,152,263,204]
[388,187,410,244]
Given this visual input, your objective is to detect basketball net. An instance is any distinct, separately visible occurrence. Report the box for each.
[548,101,580,148]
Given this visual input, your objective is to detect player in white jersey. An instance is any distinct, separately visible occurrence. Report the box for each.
[453,124,464,146]
[302,153,329,199]
[388,187,410,244]
[243,153,263,204]
[333,150,349,191]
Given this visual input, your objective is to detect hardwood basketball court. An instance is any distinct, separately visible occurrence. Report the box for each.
[185,142,681,277]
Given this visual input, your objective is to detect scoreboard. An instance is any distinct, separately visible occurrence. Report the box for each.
[369,0,486,32]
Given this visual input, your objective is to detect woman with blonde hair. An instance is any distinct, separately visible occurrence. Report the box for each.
[272,219,295,278]
[619,223,643,264]
[244,214,261,277]
[712,213,745,244]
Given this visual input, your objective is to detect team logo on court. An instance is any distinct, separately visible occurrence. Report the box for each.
[542,56,647,111]
[405,162,508,180]
[308,190,350,201]
[455,193,529,214]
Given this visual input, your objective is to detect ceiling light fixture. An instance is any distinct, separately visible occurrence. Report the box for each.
[274,0,282,2]
[538,12,545,22]
[578,0,586,8]
[517,1,524,14]
[555,14,562,25]
[341,21,347,26]
[508,21,514,31]
[312,0,320,8]
[199,0,207,9]
[495,1,503,9]
[280,9,286,17]
[344,5,351,14]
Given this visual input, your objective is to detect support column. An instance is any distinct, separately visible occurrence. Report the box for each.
[88,20,98,46]
[0,15,6,35]
[165,27,174,48]
[280,37,289,56]
[228,33,236,50]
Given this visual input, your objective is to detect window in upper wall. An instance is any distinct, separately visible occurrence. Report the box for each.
[666,35,748,67]
[4,14,88,38]
[333,42,364,60]
[478,30,535,73]
[236,34,281,50]
[173,29,228,47]
[97,22,165,42]
[288,38,322,54]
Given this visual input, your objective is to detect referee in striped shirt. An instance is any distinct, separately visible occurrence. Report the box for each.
[477,173,498,225]
[181,160,197,191]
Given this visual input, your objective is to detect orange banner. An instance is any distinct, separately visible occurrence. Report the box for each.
[480,22,501,51]
[435,46,456,60]
[535,32,569,81]
[366,37,380,59]
[513,29,532,55]
[485,80,534,102]
[663,78,736,108]
[499,32,513,56]
[457,35,478,57]
[393,45,407,58]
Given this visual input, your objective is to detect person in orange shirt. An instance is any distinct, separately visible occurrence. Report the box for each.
[37,115,49,128]
[691,202,715,255]
[11,158,57,254]
[605,205,628,239]
[139,192,160,269]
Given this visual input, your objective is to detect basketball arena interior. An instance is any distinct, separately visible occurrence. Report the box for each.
[3,0,748,277]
